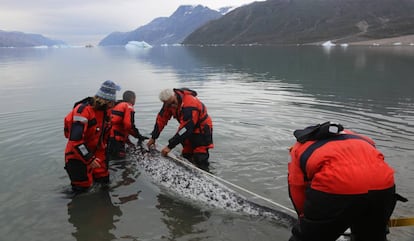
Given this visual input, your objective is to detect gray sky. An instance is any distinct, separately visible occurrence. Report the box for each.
[0,0,258,45]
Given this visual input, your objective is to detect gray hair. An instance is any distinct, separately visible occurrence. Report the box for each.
[159,89,174,102]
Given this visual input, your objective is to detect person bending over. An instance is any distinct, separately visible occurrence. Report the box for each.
[288,121,397,241]
[147,88,213,171]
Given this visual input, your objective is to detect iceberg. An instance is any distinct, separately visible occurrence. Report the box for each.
[125,41,152,50]
[322,41,336,47]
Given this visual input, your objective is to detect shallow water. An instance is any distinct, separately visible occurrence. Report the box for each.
[0,46,413,241]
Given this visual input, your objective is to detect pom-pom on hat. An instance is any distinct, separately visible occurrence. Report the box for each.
[96,80,121,101]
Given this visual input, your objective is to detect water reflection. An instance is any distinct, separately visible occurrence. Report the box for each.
[0,47,50,63]
[67,191,122,241]
[1,45,411,241]
[110,158,139,187]
[156,193,210,240]
[183,46,414,99]
[128,45,414,148]
[109,158,141,205]
[120,45,414,110]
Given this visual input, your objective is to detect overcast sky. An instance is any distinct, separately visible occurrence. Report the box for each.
[0,0,259,45]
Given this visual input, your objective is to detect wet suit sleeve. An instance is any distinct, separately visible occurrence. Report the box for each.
[167,105,198,149]
[151,105,173,140]
[123,104,133,133]
[69,107,95,165]
[128,109,144,138]
[288,144,307,217]
[122,104,141,137]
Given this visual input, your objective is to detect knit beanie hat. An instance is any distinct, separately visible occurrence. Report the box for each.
[96,80,121,101]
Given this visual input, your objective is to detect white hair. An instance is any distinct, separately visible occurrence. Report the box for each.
[159,88,174,102]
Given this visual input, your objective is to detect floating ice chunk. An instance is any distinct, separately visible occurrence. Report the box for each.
[340,43,349,47]
[322,41,336,47]
[125,41,152,49]
[51,44,71,48]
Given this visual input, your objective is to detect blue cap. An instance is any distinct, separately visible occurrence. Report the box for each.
[96,80,121,101]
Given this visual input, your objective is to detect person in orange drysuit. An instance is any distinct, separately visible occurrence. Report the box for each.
[288,121,398,241]
[147,88,213,171]
[64,80,120,192]
[108,90,147,160]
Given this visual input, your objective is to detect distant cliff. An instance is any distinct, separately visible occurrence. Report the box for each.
[0,30,66,47]
[99,5,223,46]
[183,0,414,45]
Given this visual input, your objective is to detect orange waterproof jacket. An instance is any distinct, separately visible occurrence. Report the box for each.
[110,101,139,142]
[151,88,213,149]
[288,130,394,215]
[64,97,111,164]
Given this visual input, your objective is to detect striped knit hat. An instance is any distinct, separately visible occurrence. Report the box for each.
[96,80,121,101]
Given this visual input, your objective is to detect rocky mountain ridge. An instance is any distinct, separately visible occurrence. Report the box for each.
[0,30,66,47]
[183,0,414,45]
[99,5,223,46]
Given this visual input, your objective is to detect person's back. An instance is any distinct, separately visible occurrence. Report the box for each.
[64,80,120,192]
[290,129,394,195]
[64,97,106,158]
[108,90,146,160]
[288,122,396,241]
[110,101,134,140]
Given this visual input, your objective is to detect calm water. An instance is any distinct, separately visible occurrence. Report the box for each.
[0,45,413,241]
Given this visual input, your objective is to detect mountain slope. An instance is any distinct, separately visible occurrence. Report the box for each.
[183,0,414,45]
[0,30,66,47]
[99,5,223,46]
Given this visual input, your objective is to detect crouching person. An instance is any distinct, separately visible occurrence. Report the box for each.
[288,121,396,241]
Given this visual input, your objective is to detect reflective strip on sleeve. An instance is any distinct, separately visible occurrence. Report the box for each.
[178,127,187,136]
[73,116,88,123]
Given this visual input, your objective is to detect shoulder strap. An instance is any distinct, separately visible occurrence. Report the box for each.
[299,134,373,181]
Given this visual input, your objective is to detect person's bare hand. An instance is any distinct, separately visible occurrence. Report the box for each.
[161,146,171,156]
[90,158,101,169]
[147,138,155,149]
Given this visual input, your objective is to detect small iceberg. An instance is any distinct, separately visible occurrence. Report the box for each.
[125,41,152,50]
[32,44,71,49]
[322,40,336,47]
